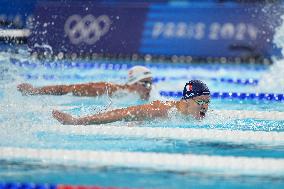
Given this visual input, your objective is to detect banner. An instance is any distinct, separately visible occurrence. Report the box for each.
[28,2,283,59]
[140,3,283,58]
[28,1,148,55]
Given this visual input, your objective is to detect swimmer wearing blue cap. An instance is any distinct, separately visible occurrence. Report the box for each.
[17,66,153,100]
[52,80,210,125]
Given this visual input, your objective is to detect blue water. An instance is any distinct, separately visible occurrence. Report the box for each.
[0,50,284,189]
[1,162,284,189]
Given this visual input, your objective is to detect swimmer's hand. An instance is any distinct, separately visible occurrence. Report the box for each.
[17,83,35,95]
[52,110,77,125]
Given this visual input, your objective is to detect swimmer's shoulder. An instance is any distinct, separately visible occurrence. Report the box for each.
[88,81,111,85]
[150,100,174,108]
[150,100,162,105]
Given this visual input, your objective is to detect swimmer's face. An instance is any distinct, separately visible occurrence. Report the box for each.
[131,77,152,100]
[181,95,210,119]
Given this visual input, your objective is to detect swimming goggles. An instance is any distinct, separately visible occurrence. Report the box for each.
[193,99,210,105]
[136,80,152,89]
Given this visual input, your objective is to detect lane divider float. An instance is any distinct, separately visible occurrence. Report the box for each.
[160,91,284,101]
[0,183,131,189]
[1,147,283,176]
[21,73,259,86]
[9,58,267,72]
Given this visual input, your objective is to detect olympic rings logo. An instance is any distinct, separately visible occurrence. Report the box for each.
[64,14,111,45]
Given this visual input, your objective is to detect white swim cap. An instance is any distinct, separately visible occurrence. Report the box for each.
[127,66,152,85]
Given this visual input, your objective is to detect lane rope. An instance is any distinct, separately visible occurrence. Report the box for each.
[21,73,259,86]
[0,183,130,189]
[1,147,283,176]
[9,58,267,71]
[160,91,284,101]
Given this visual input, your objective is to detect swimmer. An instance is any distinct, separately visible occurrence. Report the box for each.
[52,80,210,125]
[17,66,152,100]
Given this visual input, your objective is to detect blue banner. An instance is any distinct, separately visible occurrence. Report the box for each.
[28,2,283,59]
[28,1,148,55]
[140,3,283,58]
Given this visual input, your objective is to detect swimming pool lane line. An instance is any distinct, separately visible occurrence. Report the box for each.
[161,91,284,102]
[10,58,267,72]
[21,73,259,86]
[0,183,129,189]
[33,124,284,145]
[0,147,283,176]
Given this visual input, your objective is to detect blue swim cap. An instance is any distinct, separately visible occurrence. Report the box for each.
[182,80,210,99]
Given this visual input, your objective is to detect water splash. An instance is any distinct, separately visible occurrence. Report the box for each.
[257,15,284,92]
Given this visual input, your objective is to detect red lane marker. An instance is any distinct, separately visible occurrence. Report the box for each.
[58,184,140,189]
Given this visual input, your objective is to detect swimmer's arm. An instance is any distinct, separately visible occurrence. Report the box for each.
[70,82,125,96]
[52,108,133,125]
[52,103,166,125]
[17,83,73,95]
[17,82,124,96]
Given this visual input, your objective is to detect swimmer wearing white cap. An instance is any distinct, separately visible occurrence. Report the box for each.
[17,66,153,100]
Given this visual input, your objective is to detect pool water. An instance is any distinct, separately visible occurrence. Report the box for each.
[0,50,284,189]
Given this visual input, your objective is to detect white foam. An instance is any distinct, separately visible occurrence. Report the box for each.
[33,123,284,145]
[257,15,284,92]
[257,59,284,92]
[0,147,283,176]
[274,15,284,56]
[213,110,284,121]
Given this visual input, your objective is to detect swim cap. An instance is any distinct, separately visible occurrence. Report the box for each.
[182,80,210,99]
[127,66,152,85]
